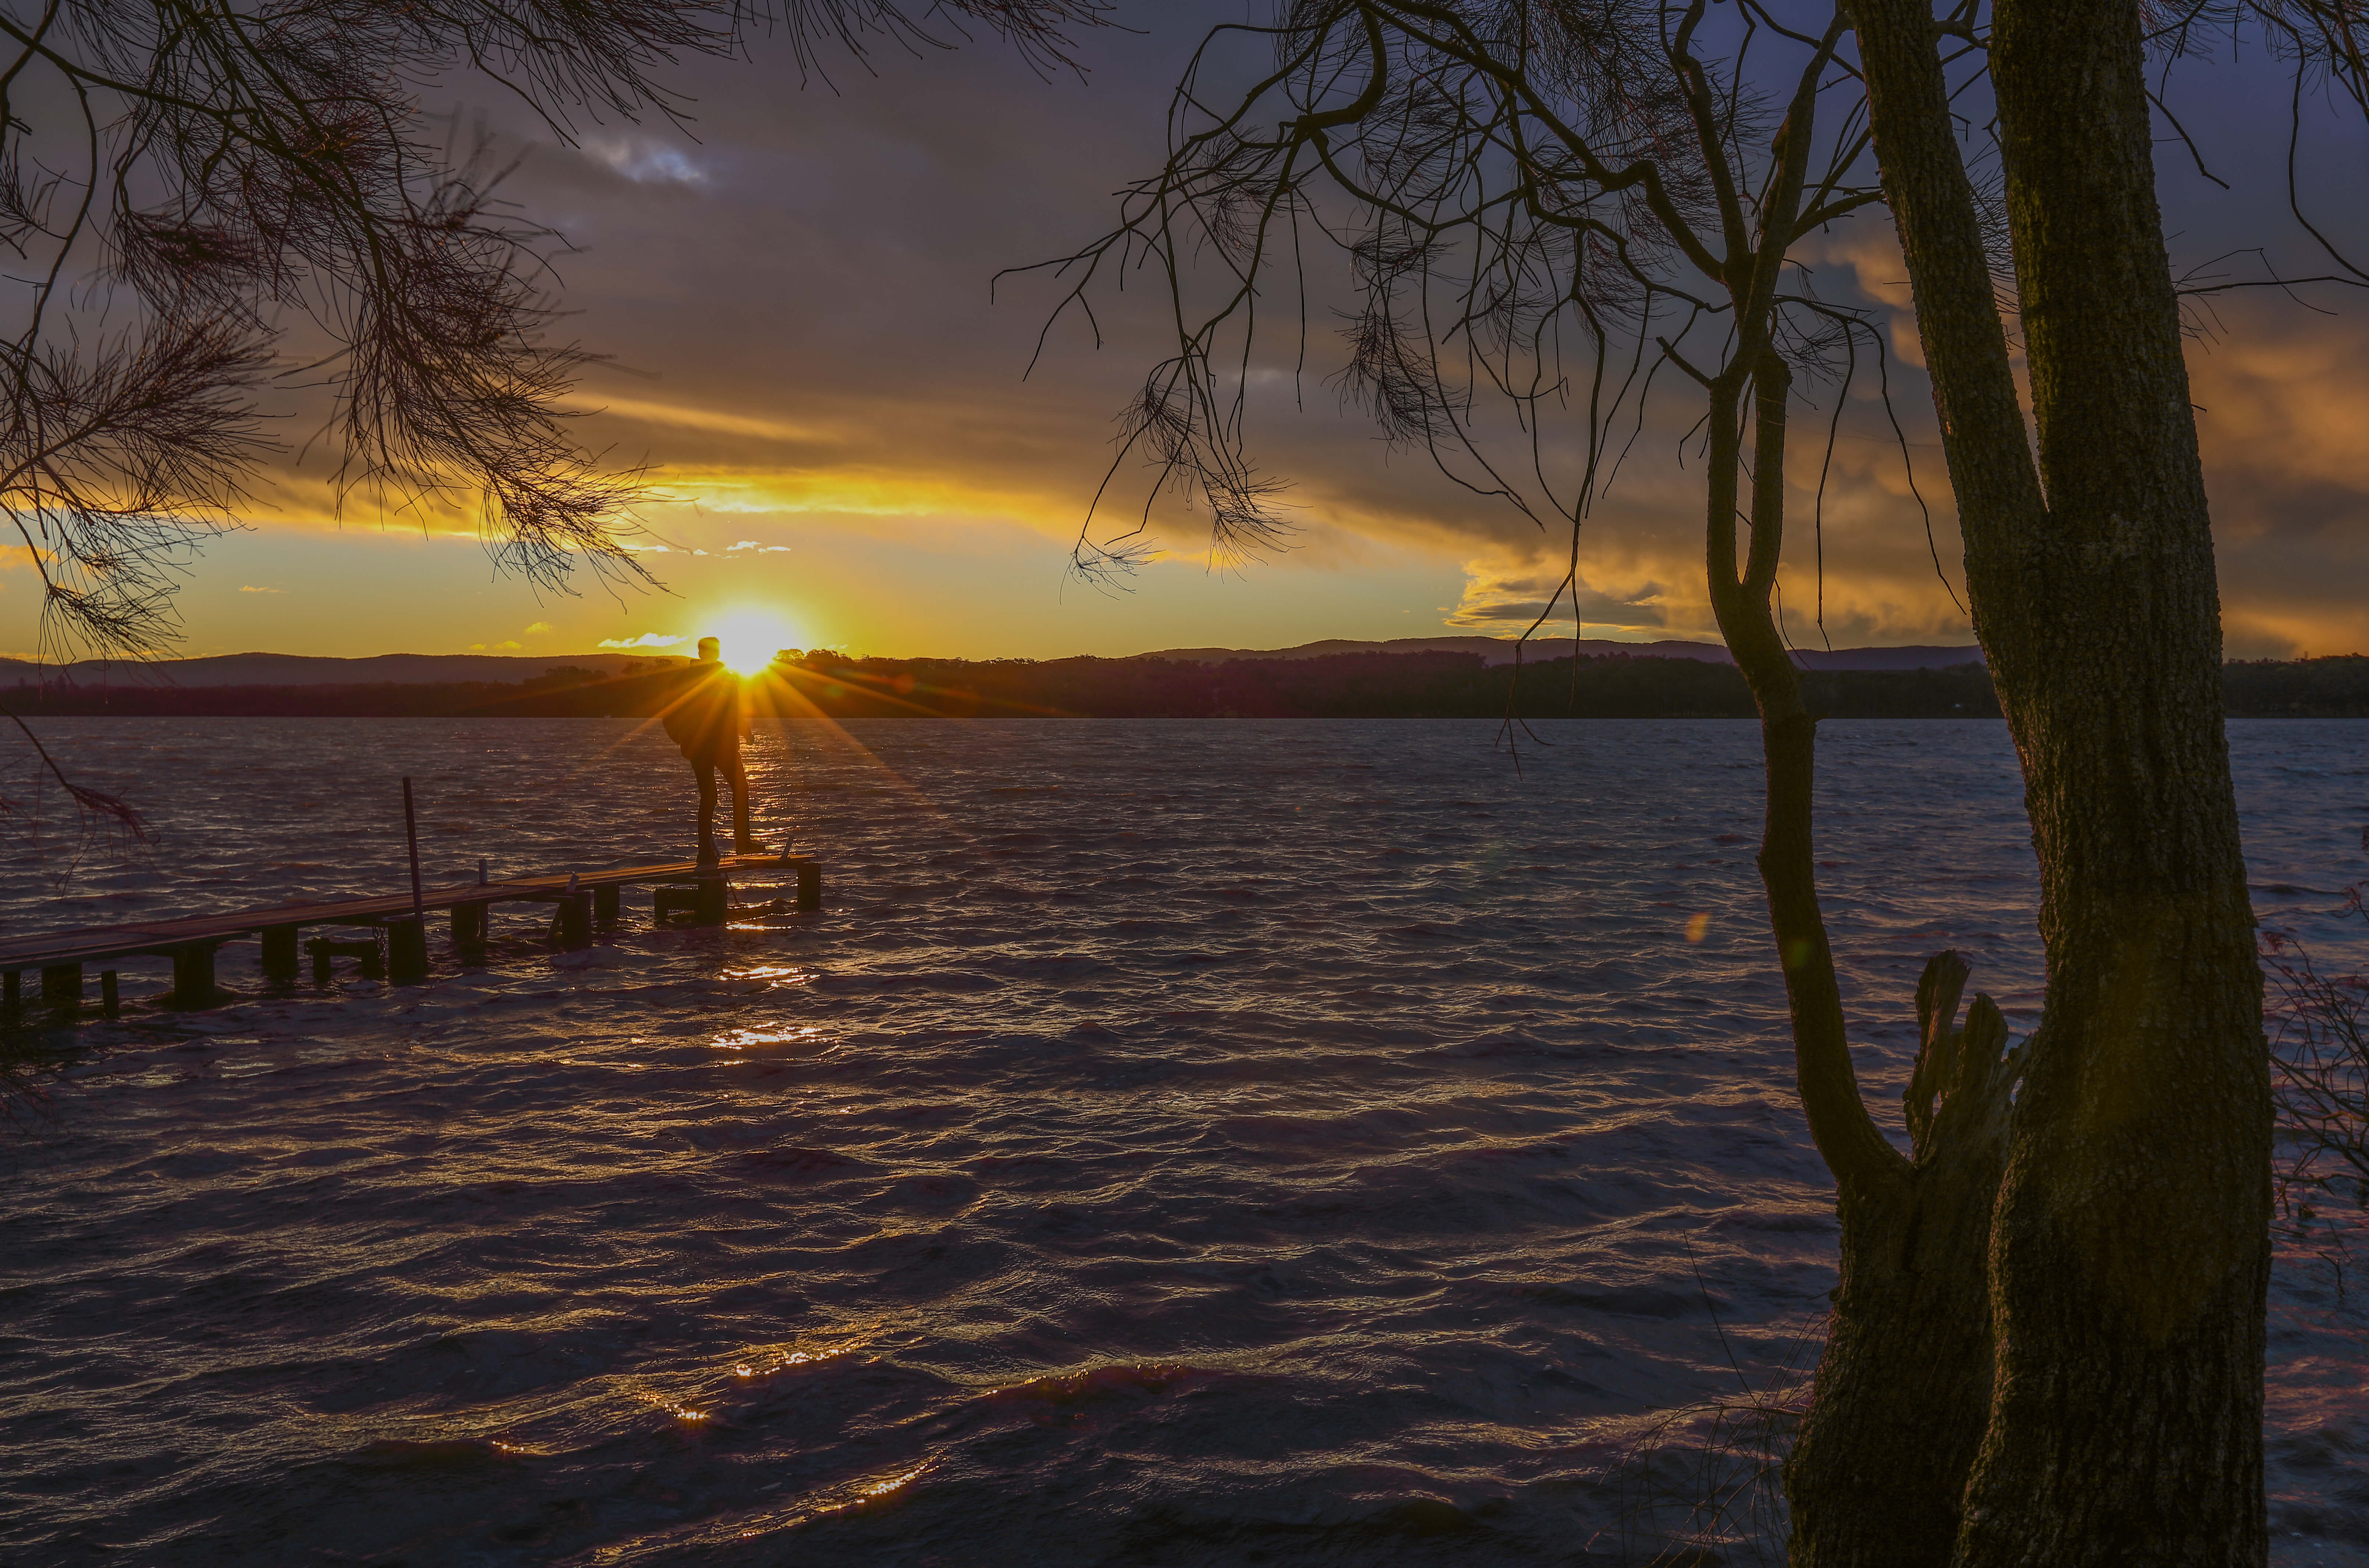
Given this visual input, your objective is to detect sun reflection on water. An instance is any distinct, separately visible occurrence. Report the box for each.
[858,1464,927,1500]
[731,1344,862,1379]
[712,1025,833,1054]
[643,1395,710,1423]
[723,963,820,989]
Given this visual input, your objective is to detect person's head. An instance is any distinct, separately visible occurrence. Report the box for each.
[697,636,721,664]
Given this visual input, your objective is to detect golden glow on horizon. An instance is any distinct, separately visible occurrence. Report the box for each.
[707,605,802,675]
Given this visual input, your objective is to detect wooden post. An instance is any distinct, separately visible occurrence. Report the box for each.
[556,892,593,949]
[593,884,621,925]
[170,945,217,1006]
[796,860,822,912]
[4,970,18,1009]
[695,872,728,927]
[387,918,428,984]
[101,971,120,1016]
[42,963,82,1009]
[401,777,427,928]
[451,901,487,946]
[260,925,301,984]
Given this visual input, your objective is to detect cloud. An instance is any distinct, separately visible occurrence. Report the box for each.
[581,135,712,187]
[238,584,284,594]
[556,394,831,444]
[599,632,689,649]
[1448,568,1671,631]
[725,539,794,552]
[524,621,554,634]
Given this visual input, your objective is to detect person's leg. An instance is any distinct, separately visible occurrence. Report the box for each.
[692,757,720,862]
[724,751,757,850]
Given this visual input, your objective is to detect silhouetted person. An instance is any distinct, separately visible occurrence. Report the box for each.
[662,637,766,863]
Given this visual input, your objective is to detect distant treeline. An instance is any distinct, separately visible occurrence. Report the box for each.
[6,651,2367,720]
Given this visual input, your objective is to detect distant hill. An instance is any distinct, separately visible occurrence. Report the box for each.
[0,640,1982,689]
[2,648,2362,718]
[1136,636,1986,671]
[0,651,677,689]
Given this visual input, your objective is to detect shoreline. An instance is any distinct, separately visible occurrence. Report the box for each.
[4,650,2365,720]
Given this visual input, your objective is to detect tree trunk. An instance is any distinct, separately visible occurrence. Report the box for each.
[1704,356,2016,1568]
[1785,956,2022,1568]
[1849,2,2271,1562]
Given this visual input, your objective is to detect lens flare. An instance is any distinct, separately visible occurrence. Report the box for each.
[706,607,800,675]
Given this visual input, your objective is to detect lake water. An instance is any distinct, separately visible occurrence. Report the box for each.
[1,718,2363,1566]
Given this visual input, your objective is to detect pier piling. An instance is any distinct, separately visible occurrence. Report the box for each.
[309,934,385,981]
[168,944,221,1007]
[0,851,816,1019]
[387,919,428,984]
[261,925,301,984]
[556,891,593,949]
[696,874,729,927]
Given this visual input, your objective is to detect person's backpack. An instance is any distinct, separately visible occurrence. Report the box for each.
[660,664,730,754]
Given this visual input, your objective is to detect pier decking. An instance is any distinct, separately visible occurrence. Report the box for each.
[0,852,819,1013]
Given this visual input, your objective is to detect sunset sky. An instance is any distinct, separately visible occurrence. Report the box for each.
[9,3,2366,664]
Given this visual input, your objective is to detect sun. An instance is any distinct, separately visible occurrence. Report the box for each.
[706,606,801,676]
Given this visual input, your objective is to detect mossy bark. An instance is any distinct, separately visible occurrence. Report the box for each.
[1837,1,2272,1561]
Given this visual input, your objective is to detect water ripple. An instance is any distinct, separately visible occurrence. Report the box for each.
[0,717,2361,1565]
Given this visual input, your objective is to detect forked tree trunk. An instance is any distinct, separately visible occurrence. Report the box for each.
[1843,2,2271,1561]
[1667,38,2031,1552]
[1704,357,2018,1568]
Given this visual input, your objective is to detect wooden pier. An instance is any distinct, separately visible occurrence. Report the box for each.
[0,852,818,1014]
